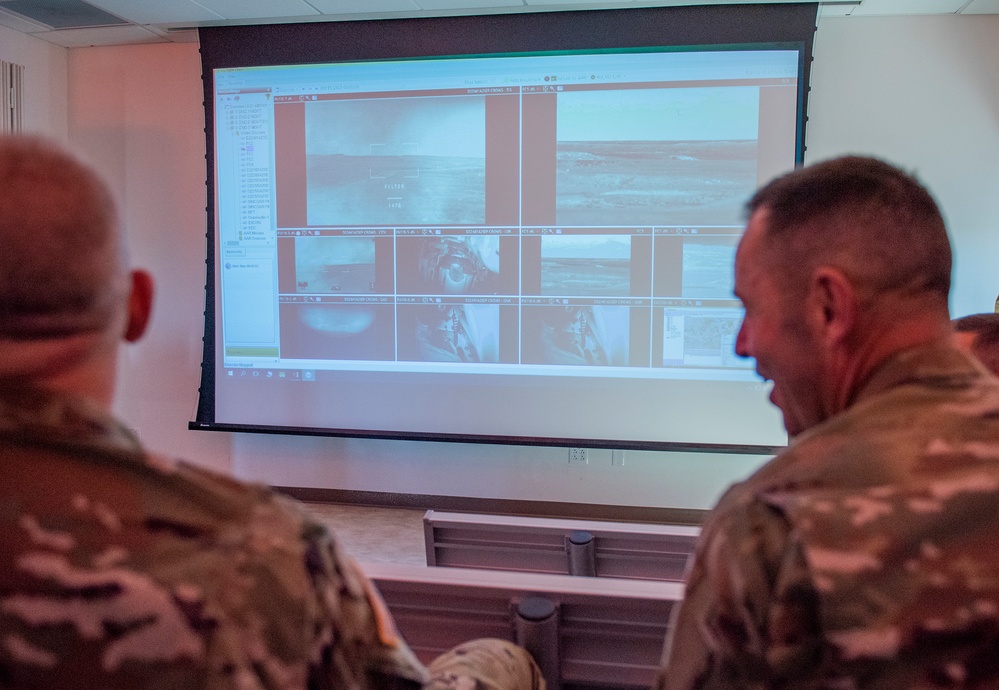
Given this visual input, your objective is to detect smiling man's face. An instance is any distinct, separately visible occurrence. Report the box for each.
[734,209,826,438]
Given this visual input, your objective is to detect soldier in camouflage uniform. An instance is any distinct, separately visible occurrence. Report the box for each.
[954,313,999,376]
[0,134,544,689]
[657,156,999,690]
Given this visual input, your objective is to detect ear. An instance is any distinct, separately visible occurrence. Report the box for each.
[124,269,154,343]
[807,266,857,346]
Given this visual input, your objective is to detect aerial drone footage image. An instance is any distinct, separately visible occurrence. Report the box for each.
[555,86,759,227]
[304,96,487,226]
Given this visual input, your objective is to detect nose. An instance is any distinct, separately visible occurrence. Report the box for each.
[734,319,750,359]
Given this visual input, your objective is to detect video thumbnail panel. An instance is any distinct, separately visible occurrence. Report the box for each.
[654,304,750,369]
[555,86,760,227]
[653,232,739,299]
[540,234,630,296]
[293,236,375,294]
[397,299,516,364]
[303,96,487,227]
[681,236,738,298]
[279,299,396,361]
[521,230,653,298]
[521,300,650,367]
[277,233,395,295]
[396,232,518,295]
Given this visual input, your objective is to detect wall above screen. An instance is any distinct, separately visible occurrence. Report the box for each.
[0,0,983,49]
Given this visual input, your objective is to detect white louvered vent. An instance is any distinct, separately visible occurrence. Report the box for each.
[1,61,24,134]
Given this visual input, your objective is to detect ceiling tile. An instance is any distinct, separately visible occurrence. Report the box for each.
[628,0,805,5]
[414,0,523,9]
[83,0,223,24]
[192,0,321,20]
[851,0,967,15]
[144,24,201,42]
[523,0,631,5]
[818,5,857,17]
[30,23,167,47]
[306,0,420,12]
[962,0,999,13]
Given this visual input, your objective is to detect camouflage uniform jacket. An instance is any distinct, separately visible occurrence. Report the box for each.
[658,343,999,690]
[0,386,429,689]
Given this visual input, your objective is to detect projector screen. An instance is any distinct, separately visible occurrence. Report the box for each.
[192,5,818,453]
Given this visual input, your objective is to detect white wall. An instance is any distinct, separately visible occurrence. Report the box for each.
[806,15,999,315]
[11,12,998,512]
[67,44,234,475]
[0,23,68,139]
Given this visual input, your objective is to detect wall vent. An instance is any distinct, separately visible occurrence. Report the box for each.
[0,0,126,29]
[1,61,23,134]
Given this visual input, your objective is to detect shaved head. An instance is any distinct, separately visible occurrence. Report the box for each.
[746,156,951,309]
[0,135,153,406]
[0,135,127,339]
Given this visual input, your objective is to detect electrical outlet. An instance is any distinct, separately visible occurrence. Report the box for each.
[568,447,588,464]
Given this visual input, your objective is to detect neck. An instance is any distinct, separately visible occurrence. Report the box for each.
[0,332,118,410]
[834,297,952,413]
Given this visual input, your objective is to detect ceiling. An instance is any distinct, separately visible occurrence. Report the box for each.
[0,0,997,47]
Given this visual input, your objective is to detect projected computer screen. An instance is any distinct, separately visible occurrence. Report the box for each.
[195,7,815,451]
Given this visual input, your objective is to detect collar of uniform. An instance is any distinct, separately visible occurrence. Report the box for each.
[848,341,985,410]
[0,384,142,453]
